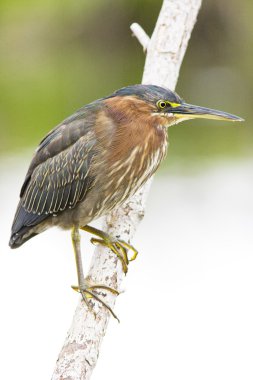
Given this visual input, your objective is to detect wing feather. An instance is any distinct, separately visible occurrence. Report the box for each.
[10,101,104,247]
[19,101,100,197]
[11,134,96,243]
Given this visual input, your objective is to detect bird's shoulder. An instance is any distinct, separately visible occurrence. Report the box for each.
[20,101,102,197]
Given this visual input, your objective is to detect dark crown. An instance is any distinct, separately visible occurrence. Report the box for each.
[109,84,182,104]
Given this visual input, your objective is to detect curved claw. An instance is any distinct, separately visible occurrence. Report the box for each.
[71,284,120,322]
[90,237,128,274]
[82,225,138,273]
[80,290,97,316]
[88,284,120,296]
[115,242,129,265]
[71,284,92,299]
[118,240,138,262]
[85,289,120,322]
[71,285,80,292]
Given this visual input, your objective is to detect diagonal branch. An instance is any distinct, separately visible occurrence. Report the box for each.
[130,23,150,52]
[52,1,202,379]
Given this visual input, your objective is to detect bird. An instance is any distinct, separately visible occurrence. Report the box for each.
[9,84,243,319]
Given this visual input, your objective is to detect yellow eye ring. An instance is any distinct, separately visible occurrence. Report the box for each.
[157,100,167,109]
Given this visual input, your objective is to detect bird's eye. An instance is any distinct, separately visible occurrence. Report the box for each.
[157,100,167,109]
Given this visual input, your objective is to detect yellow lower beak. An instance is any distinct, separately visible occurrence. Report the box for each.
[172,103,244,122]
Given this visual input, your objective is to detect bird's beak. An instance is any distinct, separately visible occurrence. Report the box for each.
[172,102,244,122]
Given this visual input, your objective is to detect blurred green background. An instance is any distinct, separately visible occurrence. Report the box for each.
[0,0,251,166]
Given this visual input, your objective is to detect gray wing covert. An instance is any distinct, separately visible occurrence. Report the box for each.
[21,135,95,216]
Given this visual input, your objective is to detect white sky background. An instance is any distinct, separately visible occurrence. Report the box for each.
[0,157,253,380]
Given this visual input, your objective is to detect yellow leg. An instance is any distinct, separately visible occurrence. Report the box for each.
[71,227,120,322]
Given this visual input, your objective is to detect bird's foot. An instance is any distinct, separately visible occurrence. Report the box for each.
[90,237,133,274]
[71,282,120,322]
[81,225,138,274]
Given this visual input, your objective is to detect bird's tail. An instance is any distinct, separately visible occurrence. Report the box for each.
[9,227,39,249]
[9,201,47,249]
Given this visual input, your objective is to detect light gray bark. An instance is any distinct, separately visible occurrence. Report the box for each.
[51,1,202,379]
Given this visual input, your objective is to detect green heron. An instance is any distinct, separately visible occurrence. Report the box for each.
[9,84,243,319]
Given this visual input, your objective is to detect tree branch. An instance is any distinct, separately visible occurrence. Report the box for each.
[52,1,202,379]
[130,22,150,52]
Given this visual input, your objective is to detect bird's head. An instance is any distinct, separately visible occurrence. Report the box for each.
[111,84,243,127]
